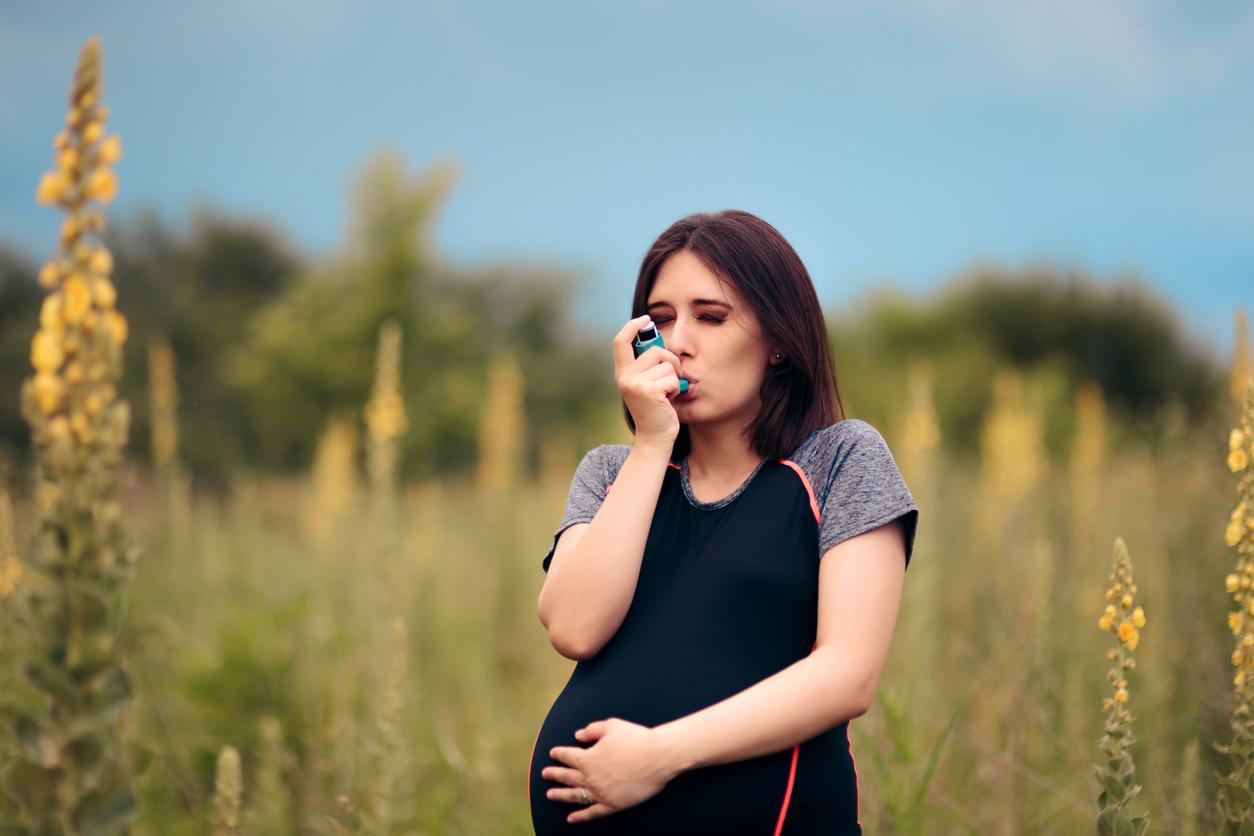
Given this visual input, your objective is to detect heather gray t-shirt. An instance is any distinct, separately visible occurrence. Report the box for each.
[541,418,919,572]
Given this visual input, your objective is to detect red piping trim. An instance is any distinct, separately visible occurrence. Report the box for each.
[778,459,820,524]
[772,744,800,835]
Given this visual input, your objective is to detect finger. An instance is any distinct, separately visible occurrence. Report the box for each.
[540,765,583,786]
[613,315,654,374]
[545,786,591,805]
[549,746,584,767]
[579,720,611,740]
[568,803,616,823]
[632,344,683,379]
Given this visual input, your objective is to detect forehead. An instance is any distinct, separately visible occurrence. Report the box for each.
[648,250,738,305]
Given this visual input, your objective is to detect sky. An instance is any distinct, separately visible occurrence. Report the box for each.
[2,0,1251,356]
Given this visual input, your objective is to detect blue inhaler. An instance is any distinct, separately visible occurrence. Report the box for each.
[633,323,689,394]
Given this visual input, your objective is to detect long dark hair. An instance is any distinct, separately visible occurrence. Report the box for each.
[622,210,844,461]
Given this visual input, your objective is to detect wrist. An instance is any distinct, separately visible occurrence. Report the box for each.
[631,437,675,463]
[649,719,697,779]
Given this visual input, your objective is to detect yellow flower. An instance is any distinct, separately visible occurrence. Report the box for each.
[63,277,91,323]
[54,131,70,151]
[1104,589,1115,602]
[1232,448,1250,473]
[1238,670,1247,689]
[1234,429,1247,451]
[90,278,116,309]
[84,169,117,203]
[1120,593,1133,609]
[1115,688,1128,704]
[106,311,128,345]
[1098,614,1114,632]
[89,248,113,275]
[1104,604,1117,618]
[65,362,84,385]
[1230,521,1246,548]
[99,135,122,164]
[1130,606,1146,628]
[1244,634,1254,648]
[1235,650,1246,667]
[32,373,66,414]
[36,171,69,205]
[1226,574,1240,593]
[1247,597,1254,616]
[1125,629,1139,652]
[1232,612,1245,634]
[38,261,61,289]
[1118,622,1135,643]
[39,294,65,333]
[46,417,69,443]
[70,411,89,440]
[30,331,64,372]
[84,392,103,416]
[60,215,80,243]
[83,121,103,144]
[57,148,78,172]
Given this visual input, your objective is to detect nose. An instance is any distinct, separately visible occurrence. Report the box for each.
[662,314,694,357]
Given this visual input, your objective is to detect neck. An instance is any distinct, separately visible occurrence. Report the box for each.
[685,423,762,479]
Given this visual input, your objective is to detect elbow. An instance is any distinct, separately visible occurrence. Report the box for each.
[546,622,602,661]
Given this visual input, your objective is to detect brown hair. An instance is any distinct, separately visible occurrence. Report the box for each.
[623,210,844,461]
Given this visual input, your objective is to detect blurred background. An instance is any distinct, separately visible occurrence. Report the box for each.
[0,1,1252,833]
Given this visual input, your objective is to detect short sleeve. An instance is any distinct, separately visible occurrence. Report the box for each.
[811,420,919,568]
[541,445,614,573]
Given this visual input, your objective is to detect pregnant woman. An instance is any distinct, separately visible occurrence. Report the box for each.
[530,210,919,835]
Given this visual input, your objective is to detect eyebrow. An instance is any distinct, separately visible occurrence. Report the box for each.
[647,298,732,310]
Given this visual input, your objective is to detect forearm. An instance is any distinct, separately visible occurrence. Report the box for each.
[651,646,873,774]
[539,441,673,656]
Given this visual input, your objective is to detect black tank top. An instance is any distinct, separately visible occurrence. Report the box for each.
[529,457,864,835]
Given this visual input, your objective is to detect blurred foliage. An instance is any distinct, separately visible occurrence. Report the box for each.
[0,152,1232,487]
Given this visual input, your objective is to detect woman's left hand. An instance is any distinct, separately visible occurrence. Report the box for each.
[543,718,682,824]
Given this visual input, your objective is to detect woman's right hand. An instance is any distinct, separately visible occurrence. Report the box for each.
[613,315,683,448]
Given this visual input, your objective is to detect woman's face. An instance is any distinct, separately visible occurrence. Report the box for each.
[645,249,775,431]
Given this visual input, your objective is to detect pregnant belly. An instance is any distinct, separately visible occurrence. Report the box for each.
[528,655,799,836]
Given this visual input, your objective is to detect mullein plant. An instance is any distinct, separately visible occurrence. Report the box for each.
[1095,536,1149,836]
[4,36,139,834]
[1217,379,1254,829]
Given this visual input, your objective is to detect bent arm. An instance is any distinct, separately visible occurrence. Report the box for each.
[537,440,673,660]
[650,520,906,772]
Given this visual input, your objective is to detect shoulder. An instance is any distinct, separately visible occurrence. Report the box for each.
[574,443,633,486]
[785,419,892,485]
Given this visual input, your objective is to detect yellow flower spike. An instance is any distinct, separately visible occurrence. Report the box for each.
[84,169,117,203]
[62,277,91,323]
[33,373,66,415]
[89,248,113,275]
[30,331,65,372]
[1229,574,1242,593]
[1233,448,1251,473]
[1115,689,1129,704]
[1131,606,1146,628]
[1232,612,1245,634]
[83,121,103,144]
[106,311,128,345]
[78,89,97,110]
[98,135,122,164]
[90,278,116,309]
[1234,429,1247,451]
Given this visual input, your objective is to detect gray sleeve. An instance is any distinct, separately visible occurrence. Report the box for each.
[810,420,919,567]
[541,445,613,573]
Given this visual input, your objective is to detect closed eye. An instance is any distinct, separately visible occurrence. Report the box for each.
[651,315,725,324]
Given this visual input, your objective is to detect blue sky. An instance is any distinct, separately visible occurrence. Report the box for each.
[2,0,1251,356]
